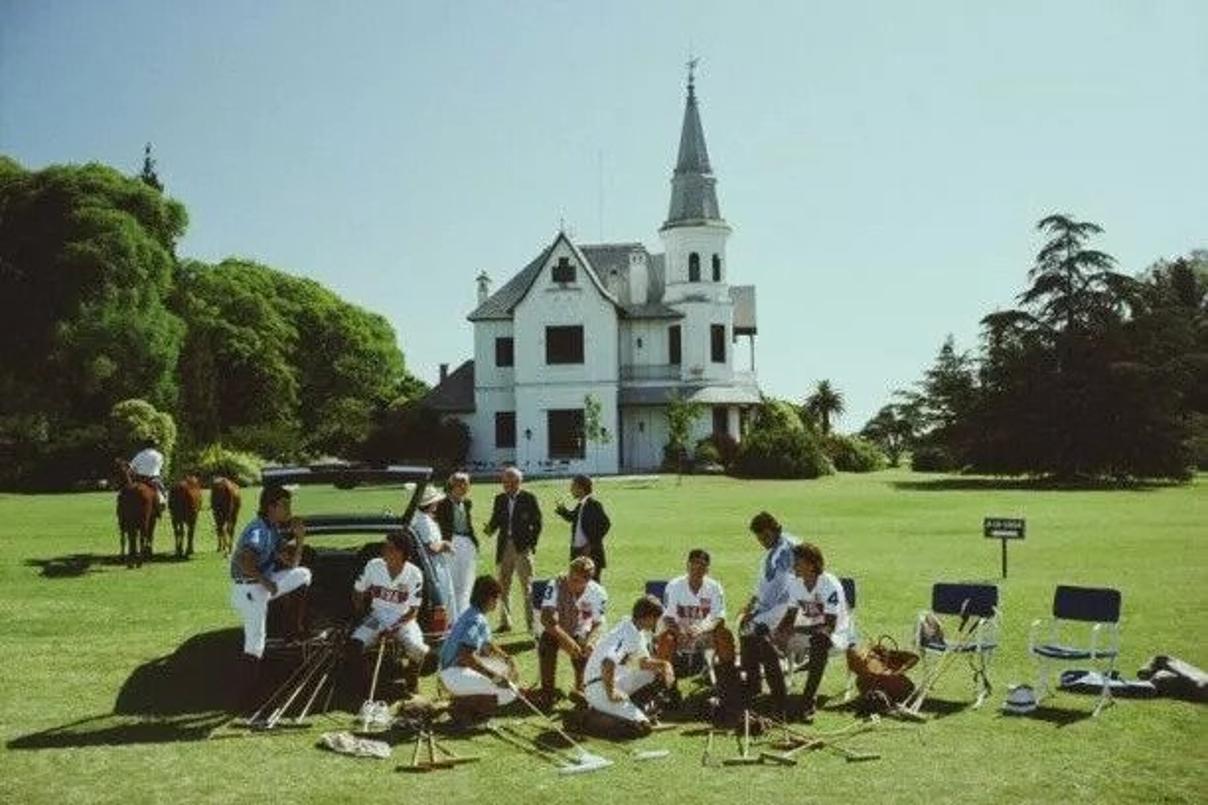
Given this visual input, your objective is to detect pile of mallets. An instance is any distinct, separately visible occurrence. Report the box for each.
[700,710,885,768]
[211,628,347,739]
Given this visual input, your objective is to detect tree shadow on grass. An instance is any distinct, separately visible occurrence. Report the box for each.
[891,477,1174,493]
[7,629,245,750]
[26,551,188,578]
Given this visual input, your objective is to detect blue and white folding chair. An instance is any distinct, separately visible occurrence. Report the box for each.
[908,582,1001,712]
[530,578,550,638]
[1029,585,1121,716]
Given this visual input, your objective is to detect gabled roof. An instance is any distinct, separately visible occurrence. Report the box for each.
[421,359,475,412]
[467,232,623,322]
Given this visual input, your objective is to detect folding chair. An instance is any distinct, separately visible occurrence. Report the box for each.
[784,576,860,701]
[913,583,1000,709]
[1029,585,1121,716]
[530,578,550,638]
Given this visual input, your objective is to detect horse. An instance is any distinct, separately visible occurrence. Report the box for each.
[210,477,241,556]
[114,459,159,568]
[168,476,203,558]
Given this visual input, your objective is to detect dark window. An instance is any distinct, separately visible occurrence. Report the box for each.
[711,324,726,363]
[636,337,643,349]
[713,406,729,436]
[669,325,682,365]
[712,254,722,282]
[688,252,701,282]
[548,409,585,459]
[495,337,514,367]
[495,411,516,448]
[552,256,576,284]
[545,326,584,364]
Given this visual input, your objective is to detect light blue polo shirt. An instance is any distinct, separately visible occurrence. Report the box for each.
[229,517,283,580]
[753,533,798,615]
[439,606,491,669]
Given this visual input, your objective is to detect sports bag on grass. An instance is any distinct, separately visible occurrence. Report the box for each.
[847,635,919,703]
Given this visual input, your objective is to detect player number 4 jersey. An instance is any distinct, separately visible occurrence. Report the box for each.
[787,571,849,632]
[354,558,424,622]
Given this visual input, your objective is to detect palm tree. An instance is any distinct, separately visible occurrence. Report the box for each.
[805,380,845,435]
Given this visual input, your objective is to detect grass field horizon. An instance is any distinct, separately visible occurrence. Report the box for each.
[2,468,1205,803]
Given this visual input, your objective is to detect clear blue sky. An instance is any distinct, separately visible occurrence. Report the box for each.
[2,1,1205,427]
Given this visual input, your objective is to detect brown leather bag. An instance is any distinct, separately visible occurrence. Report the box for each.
[847,636,919,703]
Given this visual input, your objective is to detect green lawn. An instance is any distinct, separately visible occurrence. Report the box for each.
[1,469,1206,804]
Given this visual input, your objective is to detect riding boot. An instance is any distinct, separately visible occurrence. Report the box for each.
[739,633,764,702]
[799,631,832,714]
[537,632,559,696]
[234,653,262,716]
[401,661,421,699]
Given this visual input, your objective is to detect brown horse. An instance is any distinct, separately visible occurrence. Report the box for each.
[210,477,241,555]
[115,459,159,568]
[169,476,203,558]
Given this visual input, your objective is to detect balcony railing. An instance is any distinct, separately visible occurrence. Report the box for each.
[620,364,681,381]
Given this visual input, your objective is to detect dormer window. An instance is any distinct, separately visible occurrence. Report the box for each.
[712,254,722,282]
[688,252,701,282]
[552,257,576,284]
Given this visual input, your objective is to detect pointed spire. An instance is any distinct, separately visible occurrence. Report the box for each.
[663,62,723,230]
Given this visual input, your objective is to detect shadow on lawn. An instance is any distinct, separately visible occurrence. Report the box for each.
[26,551,187,578]
[891,477,1173,493]
[7,629,243,750]
[1001,704,1094,728]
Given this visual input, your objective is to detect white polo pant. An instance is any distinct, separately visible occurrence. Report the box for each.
[585,667,657,723]
[439,666,518,705]
[449,535,478,623]
[352,614,429,662]
[229,566,312,658]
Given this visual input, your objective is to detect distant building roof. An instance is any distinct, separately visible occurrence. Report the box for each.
[619,384,761,406]
[662,76,725,231]
[422,359,475,412]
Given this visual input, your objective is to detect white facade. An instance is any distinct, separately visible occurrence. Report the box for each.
[427,75,761,475]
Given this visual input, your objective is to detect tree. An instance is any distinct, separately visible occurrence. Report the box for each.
[108,399,177,471]
[804,380,845,435]
[583,394,611,473]
[138,143,163,192]
[860,404,916,466]
[665,391,704,481]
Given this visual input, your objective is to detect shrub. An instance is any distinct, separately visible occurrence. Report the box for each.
[911,445,956,472]
[660,442,690,473]
[193,443,265,486]
[825,434,888,473]
[733,427,833,479]
[697,433,739,467]
[108,399,177,472]
[693,440,722,465]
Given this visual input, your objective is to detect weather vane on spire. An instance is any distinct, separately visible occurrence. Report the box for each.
[686,54,700,91]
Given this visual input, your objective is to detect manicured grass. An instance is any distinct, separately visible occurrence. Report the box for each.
[1,469,1206,803]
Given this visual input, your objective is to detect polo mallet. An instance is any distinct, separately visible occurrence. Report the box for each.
[764,715,880,763]
[359,639,388,732]
[489,722,567,766]
[722,710,763,766]
[507,681,613,774]
[295,647,341,725]
[265,643,336,729]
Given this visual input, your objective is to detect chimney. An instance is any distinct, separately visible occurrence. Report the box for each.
[627,250,648,306]
[476,271,492,305]
[439,363,449,384]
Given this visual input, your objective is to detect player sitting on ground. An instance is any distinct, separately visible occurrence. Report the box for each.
[535,556,607,707]
[346,529,430,698]
[655,549,737,705]
[773,542,852,722]
[582,595,675,737]
[438,575,520,724]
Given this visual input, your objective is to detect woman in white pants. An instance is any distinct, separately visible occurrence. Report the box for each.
[439,575,519,716]
[434,473,478,622]
[583,595,675,734]
[410,485,455,623]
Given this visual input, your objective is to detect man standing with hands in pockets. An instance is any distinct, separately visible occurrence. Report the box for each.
[484,467,542,633]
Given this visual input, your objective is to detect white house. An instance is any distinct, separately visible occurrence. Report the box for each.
[424,72,761,475]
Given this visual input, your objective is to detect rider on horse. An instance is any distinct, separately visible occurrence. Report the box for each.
[129,439,167,512]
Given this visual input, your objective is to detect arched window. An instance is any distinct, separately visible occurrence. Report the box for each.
[712,254,722,282]
[688,252,701,282]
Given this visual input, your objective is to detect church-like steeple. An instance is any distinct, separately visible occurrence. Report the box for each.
[662,61,725,230]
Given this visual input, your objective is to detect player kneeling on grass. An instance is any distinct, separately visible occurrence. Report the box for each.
[773,542,852,723]
[229,485,312,713]
[346,529,430,698]
[582,595,674,737]
[439,575,520,723]
[536,556,608,707]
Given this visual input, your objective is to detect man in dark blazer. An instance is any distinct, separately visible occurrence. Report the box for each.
[555,474,610,581]
[484,467,542,632]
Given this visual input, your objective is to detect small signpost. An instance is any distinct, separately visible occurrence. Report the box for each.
[984,517,1025,578]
